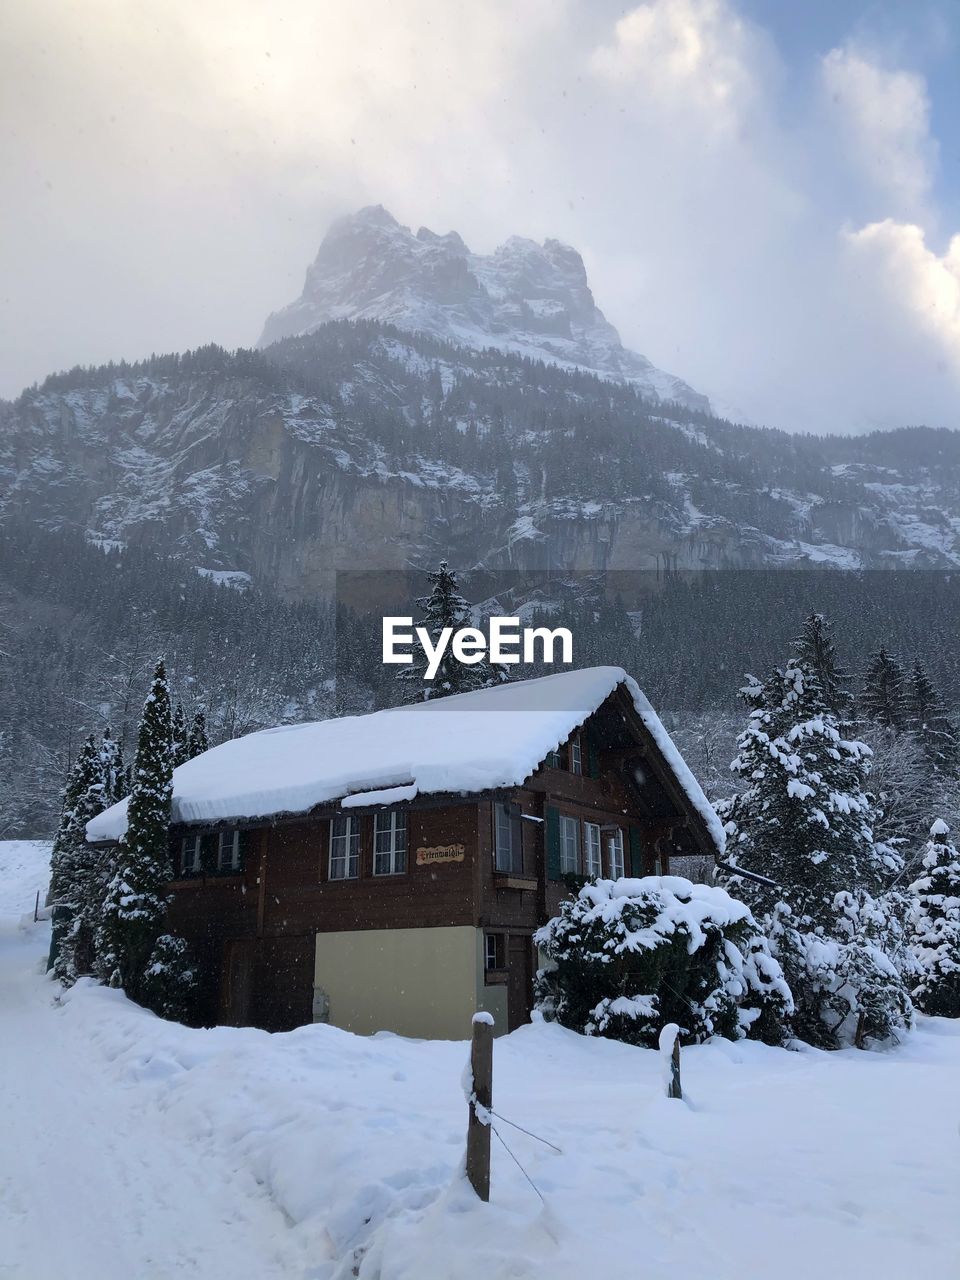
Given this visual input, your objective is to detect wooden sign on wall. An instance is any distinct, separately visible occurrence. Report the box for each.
[416,844,465,866]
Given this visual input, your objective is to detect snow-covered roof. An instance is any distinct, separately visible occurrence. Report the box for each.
[86,666,724,851]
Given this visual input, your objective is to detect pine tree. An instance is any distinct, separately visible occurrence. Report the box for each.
[187,707,209,759]
[909,820,960,1017]
[171,701,189,768]
[94,658,189,1011]
[398,561,511,702]
[721,664,894,907]
[861,647,907,729]
[904,660,959,774]
[791,613,852,722]
[49,737,97,908]
[49,735,110,985]
[718,661,911,1047]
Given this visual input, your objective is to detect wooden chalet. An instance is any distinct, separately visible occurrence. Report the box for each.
[86,666,723,1038]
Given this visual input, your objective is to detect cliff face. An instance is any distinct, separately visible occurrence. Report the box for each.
[3,323,959,597]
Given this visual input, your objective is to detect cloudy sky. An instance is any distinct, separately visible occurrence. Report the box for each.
[2,0,959,431]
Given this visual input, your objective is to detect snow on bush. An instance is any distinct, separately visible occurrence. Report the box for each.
[535,876,793,1048]
[909,820,960,1018]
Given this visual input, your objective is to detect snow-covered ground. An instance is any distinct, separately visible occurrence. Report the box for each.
[1,839,958,1280]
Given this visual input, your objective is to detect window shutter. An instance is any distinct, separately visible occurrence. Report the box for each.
[238,828,251,869]
[545,806,561,881]
[587,734,600,779]
[629,826,643,877]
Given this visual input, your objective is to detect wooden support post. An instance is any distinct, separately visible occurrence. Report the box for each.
[466,1013,494,1202]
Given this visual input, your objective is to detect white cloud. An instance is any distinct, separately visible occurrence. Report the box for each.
[821,46,937,217]
[590,0,761,126]
[1,0,958,433]
[844,220,960,378]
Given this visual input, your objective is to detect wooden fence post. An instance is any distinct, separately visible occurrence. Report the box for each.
[659,1022,682,1099]
[466,1012,494,1202]
[854,1010,867,1050]
[669,1034,682,1100]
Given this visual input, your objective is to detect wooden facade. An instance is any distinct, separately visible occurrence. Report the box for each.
[162,685,717,1036]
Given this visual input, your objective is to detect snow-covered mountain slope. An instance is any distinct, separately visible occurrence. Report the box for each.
[3,843,959,1280]
[4,325,960,588]
[259,205,709,411]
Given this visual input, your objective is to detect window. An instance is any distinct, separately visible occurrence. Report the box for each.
[545,749,563,769]
[374,809,407,875]
[495,803,523,874]
[217,829,241,872]
[329,815,360,880]
[485,932,505,970]
[569,735,582,775]
[559,814,580,874]
[607,828,625,879]
[584,822,602,878]
[181,834,202,876]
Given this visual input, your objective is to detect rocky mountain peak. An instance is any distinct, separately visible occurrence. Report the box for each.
[259,207,709,410]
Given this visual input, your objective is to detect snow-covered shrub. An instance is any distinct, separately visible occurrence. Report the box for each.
[909,820,960,1018]
[534,876,793,1048]
[137,934,198,1022]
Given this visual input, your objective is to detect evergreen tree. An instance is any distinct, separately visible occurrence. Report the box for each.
[171,702,189,768]
[861,647,907,729]
[721,664,894,905]
[904,660,959,774]
[718,661,911,1047]
[49,736,98,908]
[791,612,853,722]
[95,658,192,1014]
[187,707,209,759]
[909,820,960,1017]
[398,561,510,702]
[49,735,110,985]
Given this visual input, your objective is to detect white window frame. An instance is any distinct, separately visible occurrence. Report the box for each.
[569,735,582,776]
[373,809,407,876]
[607,828,625,879]
[329,815,360,881]
[559,814,580,875]
[495,803,523,874]
[485,932,505,971]
[584,821,602,878]
[217,829,241,873]
[181,833,202,876]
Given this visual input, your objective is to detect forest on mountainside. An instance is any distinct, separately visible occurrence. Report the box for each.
[7,323,960,565]
[4,515,959,837]
[0,521,334,836]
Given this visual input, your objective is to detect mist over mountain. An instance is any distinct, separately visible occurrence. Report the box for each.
[259,206,710,412]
